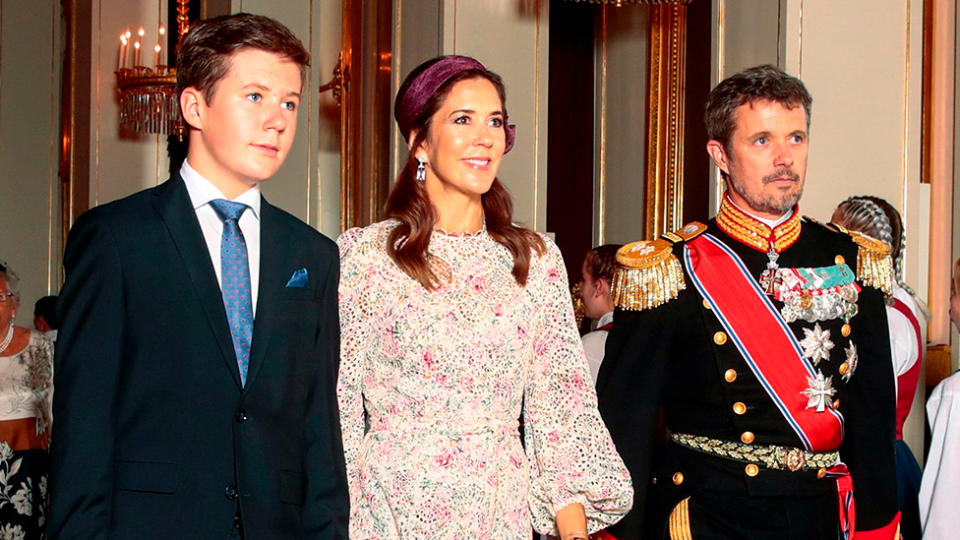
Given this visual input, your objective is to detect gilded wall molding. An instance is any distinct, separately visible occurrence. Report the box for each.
[645,2,689,239]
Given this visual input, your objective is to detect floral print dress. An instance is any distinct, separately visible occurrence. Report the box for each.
[0,332,53,539]
[338,220,632,539]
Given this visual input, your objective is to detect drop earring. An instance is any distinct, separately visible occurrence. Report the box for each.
[416,158,426,181]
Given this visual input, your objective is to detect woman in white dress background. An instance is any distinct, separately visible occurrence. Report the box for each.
[0,261,53,539]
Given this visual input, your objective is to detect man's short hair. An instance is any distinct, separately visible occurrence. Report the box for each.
[705,64,813,152]
[176,13,310,104]
[34,295,58,330]
[584,244,623,284]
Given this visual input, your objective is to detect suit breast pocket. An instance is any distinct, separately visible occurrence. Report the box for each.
[115,460,179,494]
[278,469,304,505]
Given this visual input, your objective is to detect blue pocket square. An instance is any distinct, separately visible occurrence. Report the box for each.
[286,268,308,288]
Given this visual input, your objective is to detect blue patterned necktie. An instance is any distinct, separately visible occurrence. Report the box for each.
[210,199,253,386]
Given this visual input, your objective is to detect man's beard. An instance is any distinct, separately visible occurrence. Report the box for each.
[729,167,803,216]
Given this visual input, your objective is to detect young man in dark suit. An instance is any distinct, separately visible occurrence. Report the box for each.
[49,14,348,539]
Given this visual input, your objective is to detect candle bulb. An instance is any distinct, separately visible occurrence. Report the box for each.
[154,44,161,68]
[123,29,131,68]
[118,33,127,71]
[133,41,141,67]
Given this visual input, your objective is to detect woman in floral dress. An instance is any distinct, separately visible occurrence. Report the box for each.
[0,262,53,539]
[337,56,633,539]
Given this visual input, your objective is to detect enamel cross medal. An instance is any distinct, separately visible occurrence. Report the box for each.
[759,244,780,295]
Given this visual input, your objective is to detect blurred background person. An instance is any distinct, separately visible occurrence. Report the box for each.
[0,261,54,538]
[919,257,960,539]
[33,295,58,341]
[831,195,928,540]
[579,244,621,385]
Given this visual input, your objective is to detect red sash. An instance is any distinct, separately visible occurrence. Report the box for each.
[890,298,922,440]
[684,234,844,451]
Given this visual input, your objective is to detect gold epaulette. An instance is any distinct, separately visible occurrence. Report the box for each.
[825,220,894,296]
[847,230,894,297]
[611,223,704,312]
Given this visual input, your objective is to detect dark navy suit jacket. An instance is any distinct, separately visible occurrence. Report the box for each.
[49,175,348,539]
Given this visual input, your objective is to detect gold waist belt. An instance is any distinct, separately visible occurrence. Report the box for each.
[671,432,840,472]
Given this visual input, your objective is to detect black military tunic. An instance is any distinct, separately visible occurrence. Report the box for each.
[596,201,899,539]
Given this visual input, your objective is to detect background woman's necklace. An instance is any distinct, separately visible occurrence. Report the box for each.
[0,324,14,354]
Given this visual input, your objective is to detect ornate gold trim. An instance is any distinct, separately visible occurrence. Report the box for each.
[645,2,690,239]
[668,496,692,540]
[715,197,801,253]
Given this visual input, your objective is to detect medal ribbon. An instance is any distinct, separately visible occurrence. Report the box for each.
[684,234,844,451]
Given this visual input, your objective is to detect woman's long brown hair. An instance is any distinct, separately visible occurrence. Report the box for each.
[385,63,544,290]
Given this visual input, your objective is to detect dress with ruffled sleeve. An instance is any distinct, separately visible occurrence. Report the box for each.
[337,220,632,539]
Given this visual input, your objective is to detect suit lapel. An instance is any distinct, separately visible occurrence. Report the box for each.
[245,198,286,391]
[153,175,243,389]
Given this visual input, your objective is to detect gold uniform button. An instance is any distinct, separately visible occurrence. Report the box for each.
[732,402,747,415]
[838,362,850,375]
[672,472,684,485]
[832,399,841,410]
[817,468,827,479]
[724,369,738,383]
[841,323,851,337]
[745,464,759,477]
[835,254,845,265]
[740,431,755,444]
[651,477,657,485]
[714,331,728,345]
[702,298,712,309]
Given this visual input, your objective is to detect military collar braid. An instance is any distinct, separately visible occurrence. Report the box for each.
[716,195,801,254]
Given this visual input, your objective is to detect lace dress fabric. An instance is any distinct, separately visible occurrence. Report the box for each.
[0,332,54,539]
[337,220,632,539]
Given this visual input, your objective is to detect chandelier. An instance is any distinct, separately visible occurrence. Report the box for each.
[115,0,190,136]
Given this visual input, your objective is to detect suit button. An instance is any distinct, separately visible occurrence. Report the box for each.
[841,323,851,337]
[817,468,827,479]
[838,362,850,375]
[672,472,684,485]
[745,464,759,477]
[713,331,728,345]
[740,431,755,444]
[225,485,238,500]
[832,399,841,410]
[234,410,248,423]
[732,401,747,415]
[702,298,712,309]
[724,369,737,383]
[834,254,845,265]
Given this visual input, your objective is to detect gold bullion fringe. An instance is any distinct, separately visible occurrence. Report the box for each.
[852,234,894,298]
[612,253,686,311]
[668,497,693,540]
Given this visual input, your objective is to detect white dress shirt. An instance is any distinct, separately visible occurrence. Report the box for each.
[180,160,262,314]
[920,372,960,538]
[582,311,614,385]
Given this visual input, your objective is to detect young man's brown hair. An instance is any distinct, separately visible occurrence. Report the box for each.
[176,13,310,103]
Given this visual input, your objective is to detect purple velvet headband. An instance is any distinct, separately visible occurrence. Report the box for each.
[395,55,517,153]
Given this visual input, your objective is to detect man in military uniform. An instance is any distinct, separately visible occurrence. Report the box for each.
[596,65,900,539]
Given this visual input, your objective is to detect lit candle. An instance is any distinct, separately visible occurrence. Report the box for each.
[118,33,127,71]
[154,44,161,68]
[133,41,141,67]
[124,29,132,67]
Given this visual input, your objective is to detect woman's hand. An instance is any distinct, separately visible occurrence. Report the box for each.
[556,502,588,540]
